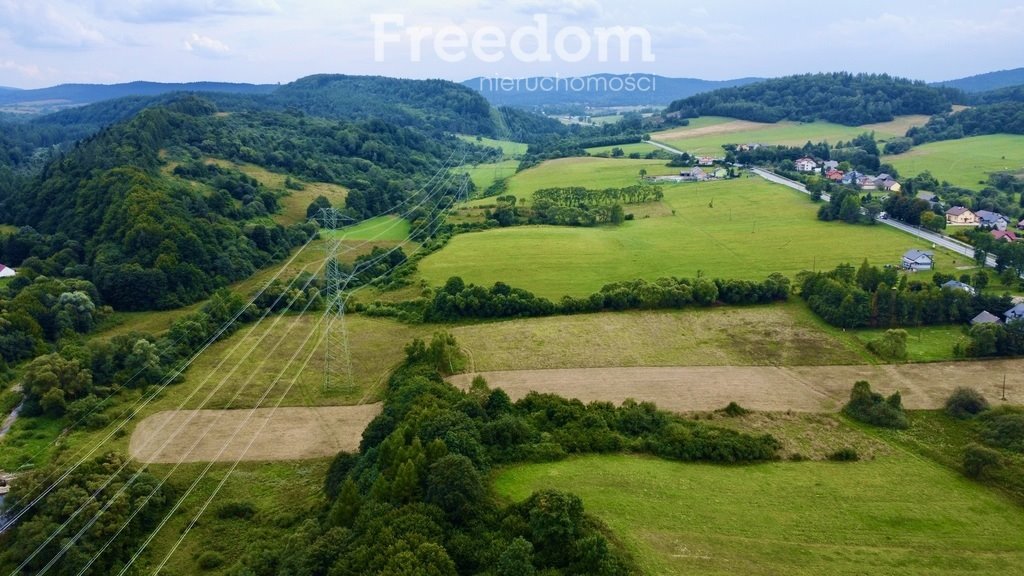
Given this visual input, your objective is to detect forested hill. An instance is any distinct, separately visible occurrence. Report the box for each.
[665,73,960,125]
[932,67,1024,93]
[906,101,1024,144]
[0,81,276,114]
[0,95,470,310]
[970,84,1024,105]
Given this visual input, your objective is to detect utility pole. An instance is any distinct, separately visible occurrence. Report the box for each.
[1002,373,1008,402]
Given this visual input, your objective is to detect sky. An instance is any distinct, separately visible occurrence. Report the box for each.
[0,0,1022,88]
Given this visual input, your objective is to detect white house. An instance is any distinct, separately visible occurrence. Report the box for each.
[794,157,818,172]
[1005,304,1024,323]
[0,264,16,278]
[902,249,934,271]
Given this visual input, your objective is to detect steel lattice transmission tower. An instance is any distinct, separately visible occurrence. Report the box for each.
[318,207,355,394]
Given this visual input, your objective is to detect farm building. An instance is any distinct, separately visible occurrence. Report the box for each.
[971,311,1001,325]
[941,280,976,295]
[0,264,16,278]
[901,249,934,271]
[679,167,707,181]
[697,156,715,166]
[945,206,978,226]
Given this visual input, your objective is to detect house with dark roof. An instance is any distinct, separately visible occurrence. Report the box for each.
[971,311,1001,325]
[941,280,976,295]
[902,249,934,271]
[916,191,938,204]
[945,206,978,226]
[841,171,864,185]
[822,160,840,170]
[0,264,15,279]
[976,210,1009,231]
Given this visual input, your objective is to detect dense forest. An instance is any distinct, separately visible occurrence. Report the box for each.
[666,73,959,125]
[905,102,1024,144]
[0,94,470,310]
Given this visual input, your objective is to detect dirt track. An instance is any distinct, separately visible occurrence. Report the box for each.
[129,404,381,464]
[450,361,1023,413]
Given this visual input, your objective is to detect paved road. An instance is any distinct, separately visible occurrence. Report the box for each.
[646,139,684,155]
[749,167,998,268]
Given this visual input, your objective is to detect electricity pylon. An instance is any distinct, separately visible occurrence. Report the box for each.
[318,208,355,394]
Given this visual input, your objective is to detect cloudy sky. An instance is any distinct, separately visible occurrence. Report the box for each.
[0,0,1022,88]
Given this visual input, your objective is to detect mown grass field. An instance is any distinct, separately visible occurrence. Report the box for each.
[467,157,676,206]
[494,453,1024,576]
[454,302,872,370]
[650,115,930,155]
[321,215,412,242]
[585,142,663,157]
[461,159,520,193]
[884,134,1024,190]
[422,177,966,299]
[849,324,968,363]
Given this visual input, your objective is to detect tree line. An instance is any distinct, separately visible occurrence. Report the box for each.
[666,73,958,126]
[799,262,1010,329]
[906,102,1024,145]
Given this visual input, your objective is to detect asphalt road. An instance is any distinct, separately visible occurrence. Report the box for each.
[749,167,998,268]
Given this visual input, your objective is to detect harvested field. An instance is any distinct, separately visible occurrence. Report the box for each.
[653,119,767,141]
[130,404,381,463]
[451,360,1023,413]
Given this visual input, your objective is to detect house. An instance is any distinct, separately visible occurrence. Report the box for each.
[858,176,877,190]
[945,206,979,226]
[826,168,844,181]
[0,264,15,279]
[976,210,1009,230]
[712,168,728,179]
[737,143,761,151]
[879,178,901,192]
[841,171,864,185]
[971,311,1002,325]
[822,160,840,170]
[795,157,818,172]
[902,249,934,271]
[992,230,1018,242]
[697,156,715,166]
[1005,304,1024,323]
[679,167,707,181]
[941,280,977,295]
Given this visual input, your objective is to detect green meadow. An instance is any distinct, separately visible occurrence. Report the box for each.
[461,159,520,192]
[0,224,17,235]
[422,177,965,299]
[494,453,1024,576]
[458,135,528,157]
[466,156,675,206]
[321,215,411,242]
[884,134,1024,190]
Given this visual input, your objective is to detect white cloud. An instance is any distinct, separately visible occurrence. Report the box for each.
[92,0,281,23]
[504,0,603,19]
[0,1,106,49]
[184,32,231,57]
[0,59,42,78]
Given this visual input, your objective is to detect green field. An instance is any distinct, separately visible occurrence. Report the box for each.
[423,177,966,299]
[0,224,17,235]
[322,215,411,242]
[466,156,676,206]
[458,135,528,157]
[850,325,968,362]
[460,159,520,192]
[651,115,929,155]
[884,134,1024,190]
[585,142,662,156]
[494,453,1024,576]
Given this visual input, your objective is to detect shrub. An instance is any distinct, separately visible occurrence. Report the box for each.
[721,401,750,417]
[827,447,859,462]
[197,551,226,570]
[842,381,908,429]
[215,501,257,520]
[977,407,1024,453]
[944,387,990,420]
[866,329,908,361]
[962,443,1002,479]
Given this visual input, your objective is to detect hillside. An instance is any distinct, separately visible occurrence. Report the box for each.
[463,73,763,108]
[933,67,1024,93]
[0,95,466,310]
[0,81,275,112]
[971,84,1024,105]
[666,72,959,125]
[907,101,1024,144]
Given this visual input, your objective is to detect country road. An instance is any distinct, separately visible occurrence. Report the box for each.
[749,167,999,268]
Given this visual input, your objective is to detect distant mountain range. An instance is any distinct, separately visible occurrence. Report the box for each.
[0,81,276,114]
[931,67,1024,93]
[462,74,763,108]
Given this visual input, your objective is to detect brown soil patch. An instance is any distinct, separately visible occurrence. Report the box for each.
[130,404,381,463]
[653,120,768,141]
[451,360,1023,413]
